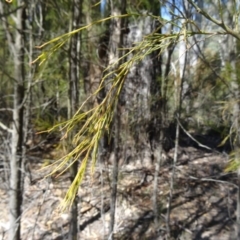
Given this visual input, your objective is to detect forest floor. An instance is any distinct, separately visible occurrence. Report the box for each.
[0,137,238,240]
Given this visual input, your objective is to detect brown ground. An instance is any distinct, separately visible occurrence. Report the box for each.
[0,146,237,240]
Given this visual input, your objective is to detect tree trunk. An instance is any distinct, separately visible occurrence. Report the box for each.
[108,1,127,237]
[68,0,82,239]
[0,1,27,239]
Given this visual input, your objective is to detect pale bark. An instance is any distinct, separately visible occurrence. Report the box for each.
[0,1,27,240]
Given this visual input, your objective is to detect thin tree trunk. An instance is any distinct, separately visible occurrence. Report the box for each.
[0,0,26,240]
[23,0,35,185]
[152,1,174,231]
[68,0,82,239]
[166,29,187,236]
[152,133,163,228]
[108,1,127,238]
[109,110,120,239]
[0,1,27,239]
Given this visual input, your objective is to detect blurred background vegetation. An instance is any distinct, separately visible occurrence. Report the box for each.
[1,0,240,239]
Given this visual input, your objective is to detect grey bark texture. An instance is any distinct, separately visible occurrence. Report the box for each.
[0,1,27,240]
[68,0,82,239]
[108,1,127,238]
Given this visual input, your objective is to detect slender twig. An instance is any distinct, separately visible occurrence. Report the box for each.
[0,122,12,133]
[187,0,240,40]
[176,117,213,151]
